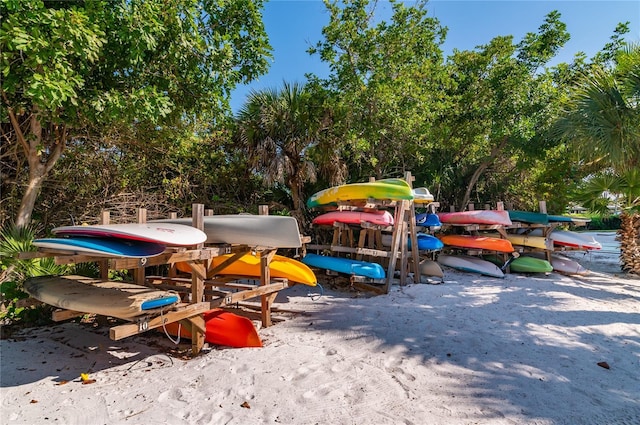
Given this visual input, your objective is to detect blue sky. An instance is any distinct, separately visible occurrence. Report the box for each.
[230,0,640,112]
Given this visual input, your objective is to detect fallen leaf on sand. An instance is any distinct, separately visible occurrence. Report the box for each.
[56,380,69,386]
[597,362,610,369]
[241,401,251,409]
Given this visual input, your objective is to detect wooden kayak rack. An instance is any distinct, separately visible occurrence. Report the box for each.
[307,171,436,293]
[438,200,593,271]
[19,204,300,356]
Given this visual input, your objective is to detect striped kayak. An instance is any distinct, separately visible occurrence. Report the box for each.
[176,253,317,286]
[438,210,512,226]
[306,179,413,209]
[437,254,504,278]
[439,234,514,253]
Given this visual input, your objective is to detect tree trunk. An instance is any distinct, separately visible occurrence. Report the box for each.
[6,104,66,228]
[618,212,640,274]
[459,136,509,210]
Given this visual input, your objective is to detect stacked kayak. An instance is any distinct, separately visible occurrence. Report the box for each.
[306,178,414,209]
[301,253,385,279]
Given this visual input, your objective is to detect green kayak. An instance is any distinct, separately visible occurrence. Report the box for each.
[508,210,549,225]
[484,255,553,273]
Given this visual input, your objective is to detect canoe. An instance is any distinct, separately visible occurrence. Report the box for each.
[33,237,166,258]
[437,254,504,278]
[162,309,262,348]
[412,187,434,204]
[24,275,180,320]
[382,233,444,251]
[438,234,514,253]
[52,223,208,246]
[527,252,589,275]
[415,212,442,227]
[419,259,444,279]
[483,255,553,273]
[152,215,302,248]
[306,178,413,209]
[507,210,549,225]
[301,253,385,279]
[312,210,394,227]
[176,253,317,286]
[529,229,602,250]
[437,210,512,226]
[548,215,591,226]
[484,232,551,250]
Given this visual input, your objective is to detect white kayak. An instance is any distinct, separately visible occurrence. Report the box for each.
[437,254,504,278]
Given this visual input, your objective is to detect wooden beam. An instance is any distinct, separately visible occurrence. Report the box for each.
[109,247,232,269]
[52,309,85,321]
[109,302,210,341]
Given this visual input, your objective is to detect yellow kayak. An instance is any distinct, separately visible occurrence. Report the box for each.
[177,253,317,286]
[485,233,552,250]
[306,178,413,208]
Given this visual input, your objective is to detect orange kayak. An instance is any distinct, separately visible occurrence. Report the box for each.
[439,234,514,253]
[162,309,262,348]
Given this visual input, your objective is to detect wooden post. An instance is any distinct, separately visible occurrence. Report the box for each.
[99,211,110,280]
[384,199,410,293]
[496,201,504,211]
[468,203,475,211]
[484,203,490,210]
[404,171,421,285]
[260,248,277,327]
[258,205,269,215]
[190,203,205,355]
[134,208,147,285]
[539,201,547,214]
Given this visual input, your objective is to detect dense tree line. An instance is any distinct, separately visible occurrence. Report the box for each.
[2,0,638,263]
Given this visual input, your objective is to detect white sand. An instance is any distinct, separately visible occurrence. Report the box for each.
[2,232,639,424]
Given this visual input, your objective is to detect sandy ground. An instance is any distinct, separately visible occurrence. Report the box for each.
[1,232,639,425]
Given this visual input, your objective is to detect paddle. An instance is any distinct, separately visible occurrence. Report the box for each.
[501,252,520,272]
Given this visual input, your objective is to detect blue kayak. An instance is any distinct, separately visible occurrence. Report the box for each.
[301,253,386,279]
[415,213,442,227]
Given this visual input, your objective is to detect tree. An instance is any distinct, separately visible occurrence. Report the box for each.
[236,82,336,226]
[1,0,271,227]
[556,43,640,273]
[432,11,570,210]
[309,0,450,180]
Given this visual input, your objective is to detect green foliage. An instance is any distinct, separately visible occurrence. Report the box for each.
[2,0,273,226]
[309,0,449,179]
[0,223,68,323]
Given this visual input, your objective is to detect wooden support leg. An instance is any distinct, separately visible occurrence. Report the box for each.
[260,248,277,327]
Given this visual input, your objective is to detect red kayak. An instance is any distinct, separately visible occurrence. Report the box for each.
[438,210,512,226]
[163,309,262,348]
[312,210,394,227]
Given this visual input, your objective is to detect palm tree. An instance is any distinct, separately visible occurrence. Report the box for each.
[556,44,640,273]
[236,82,343,226]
